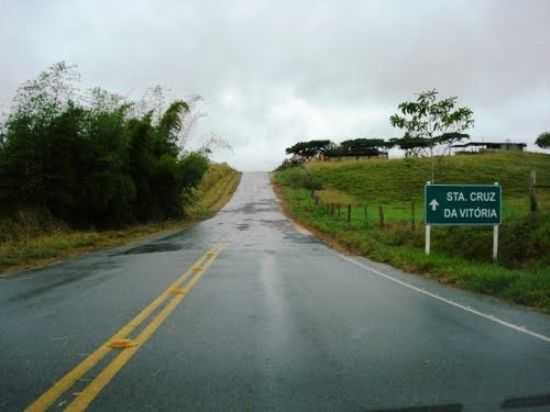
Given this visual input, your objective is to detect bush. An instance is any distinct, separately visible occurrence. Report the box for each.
[499,220,532,265]
[275,157,305,171]
[273,166,322,191]
[436,226,492,262]
[535,132,550,149]
[0,208,66,243]
[0,62,209,228]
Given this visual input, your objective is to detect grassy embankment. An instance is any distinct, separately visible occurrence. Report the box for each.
[185,162,242,219]
[273,152,550,312]
[0,163,240,275]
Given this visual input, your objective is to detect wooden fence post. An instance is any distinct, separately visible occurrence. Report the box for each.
[347,204,352,223]
[411,200,416,229]
[529,170,539,224]
[529,170,538,211]
[379,205,384,228]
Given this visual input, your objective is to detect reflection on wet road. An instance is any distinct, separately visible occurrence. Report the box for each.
[2,173,550,412]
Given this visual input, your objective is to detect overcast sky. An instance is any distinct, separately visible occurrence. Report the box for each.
[1,0,549,170]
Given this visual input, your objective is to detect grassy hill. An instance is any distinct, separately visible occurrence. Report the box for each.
[274,152,550,312]
[307,152,550,209]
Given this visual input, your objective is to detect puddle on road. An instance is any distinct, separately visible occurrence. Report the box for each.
[259,219,289,229]
[226,201,279,214]
[121,242,182,255]
[283,232,320,244]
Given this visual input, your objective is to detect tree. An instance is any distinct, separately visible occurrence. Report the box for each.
[390,89,474,180]
[197,132,233,155]
[389,134,431,155]
[0,62,210,227]
[390,89,474,181]
[12,61,80,118]
[339,138,392,156]
[285,140,333,159]
[535,132,550,149]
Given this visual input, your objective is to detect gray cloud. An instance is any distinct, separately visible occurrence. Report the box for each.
[1,0,549,170]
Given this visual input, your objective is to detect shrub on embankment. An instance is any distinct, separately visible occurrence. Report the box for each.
[0,62,244,273]
[0,62,209,229]
[0,162,239,274]
[185,163,241,218]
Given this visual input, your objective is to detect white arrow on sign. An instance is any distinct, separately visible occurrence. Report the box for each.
[429,199,439,211]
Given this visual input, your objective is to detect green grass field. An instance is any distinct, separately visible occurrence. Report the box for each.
[307,152,550,201]
[286,152,550,224]
[274,152,550,312]
[0,163,240,275]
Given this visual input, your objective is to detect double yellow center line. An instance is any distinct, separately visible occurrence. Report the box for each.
[25,247,224,412]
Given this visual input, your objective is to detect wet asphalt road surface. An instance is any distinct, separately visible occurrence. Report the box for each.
[2,172,550,412]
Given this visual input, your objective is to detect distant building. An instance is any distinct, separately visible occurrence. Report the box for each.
[451,141,526,154]
[323,149,389,161]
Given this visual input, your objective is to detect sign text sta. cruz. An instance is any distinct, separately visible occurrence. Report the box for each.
[425,184,502,225]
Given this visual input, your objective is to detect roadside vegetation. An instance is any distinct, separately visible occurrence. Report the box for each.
[0,62,239,274]
[0,162,239,275]
[185,162,241,219]
[274,152,550,312]
[0,62,211,227]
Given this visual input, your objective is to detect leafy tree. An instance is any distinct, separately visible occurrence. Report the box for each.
[0,62,210,227]
[535,132,550,149]
[389,134,431,154]
[338,138,392,156]
[390,89,473,158]
[12,61,79,118]
[285,140,333,159]
[285,138,394,160]
[197,133,233,156]
[86,87,126,113]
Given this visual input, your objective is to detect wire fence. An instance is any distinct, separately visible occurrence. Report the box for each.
[310,173,550,230]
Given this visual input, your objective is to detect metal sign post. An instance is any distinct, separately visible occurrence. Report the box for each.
[493,224,499,261]
[424,182,502,260]
[425,224,431,255]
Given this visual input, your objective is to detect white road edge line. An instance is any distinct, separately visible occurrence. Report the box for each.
[336,253,550,345]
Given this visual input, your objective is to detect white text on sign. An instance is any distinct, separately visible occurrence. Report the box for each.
[446,192,497,202]
[443,208,498,219]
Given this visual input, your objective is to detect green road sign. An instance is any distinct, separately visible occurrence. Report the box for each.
[425,184,502,225]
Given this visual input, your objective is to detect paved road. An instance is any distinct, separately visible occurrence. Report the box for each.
[2,173,550,412]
